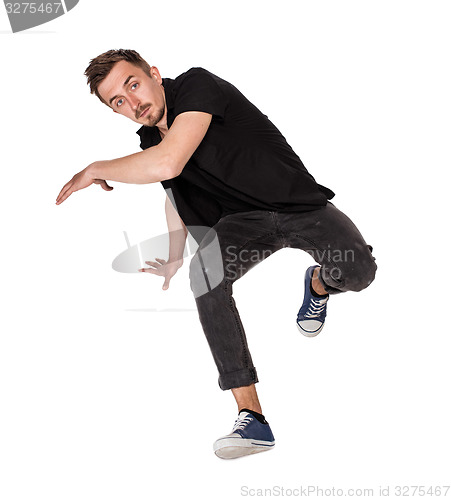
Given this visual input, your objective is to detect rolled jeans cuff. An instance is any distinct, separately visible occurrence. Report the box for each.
[218,366,259,391]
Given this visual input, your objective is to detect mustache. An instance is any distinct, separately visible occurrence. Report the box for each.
[136,104,151,119]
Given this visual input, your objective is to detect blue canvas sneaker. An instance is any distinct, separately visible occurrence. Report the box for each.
[213,411,275,459]
[296,265,329,337]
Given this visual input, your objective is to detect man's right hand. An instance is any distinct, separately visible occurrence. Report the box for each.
[56,163,113,205]
[139,258,183,290]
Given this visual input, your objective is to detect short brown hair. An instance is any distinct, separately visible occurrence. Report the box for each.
[84,49,151,106]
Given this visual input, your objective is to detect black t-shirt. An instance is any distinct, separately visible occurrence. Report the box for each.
[136,67,334,241]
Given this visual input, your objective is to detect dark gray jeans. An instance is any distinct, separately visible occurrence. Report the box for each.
[189,202,377,390]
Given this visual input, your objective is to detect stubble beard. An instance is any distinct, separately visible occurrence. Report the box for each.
[142,104,165,127]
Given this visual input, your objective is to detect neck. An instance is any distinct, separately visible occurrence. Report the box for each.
[158,122,168,139]
[157,89,168,138]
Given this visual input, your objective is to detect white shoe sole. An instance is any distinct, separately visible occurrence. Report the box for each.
[214,437,275,459]
[296,321,324,337]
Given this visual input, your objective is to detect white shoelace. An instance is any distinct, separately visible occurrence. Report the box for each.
[232,414,253,433]
[305,297,328,319]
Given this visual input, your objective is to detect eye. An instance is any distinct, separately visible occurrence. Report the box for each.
[131,83,139,90]
[116,98,124,107]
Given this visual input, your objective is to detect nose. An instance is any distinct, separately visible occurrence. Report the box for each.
[128,93,140,110]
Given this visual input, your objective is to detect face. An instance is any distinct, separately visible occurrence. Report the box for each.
[98,60,166,127]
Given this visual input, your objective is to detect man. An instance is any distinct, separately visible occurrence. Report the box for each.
[56,49,377,460]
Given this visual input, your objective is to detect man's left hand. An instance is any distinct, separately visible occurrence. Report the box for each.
[139,258,183,290]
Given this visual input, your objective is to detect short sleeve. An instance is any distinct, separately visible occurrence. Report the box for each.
[172,68,228,120]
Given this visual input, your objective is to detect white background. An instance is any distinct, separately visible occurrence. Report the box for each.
[1,1,450,498]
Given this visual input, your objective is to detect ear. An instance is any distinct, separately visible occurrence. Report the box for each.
[150,66,163,84]
[113,109,118,113]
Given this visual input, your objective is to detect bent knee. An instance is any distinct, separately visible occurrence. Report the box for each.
[345,254,377,292]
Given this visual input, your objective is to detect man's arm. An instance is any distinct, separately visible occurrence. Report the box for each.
[164,194,189,262]
[138,195,188,290]
[56,111,212,205]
